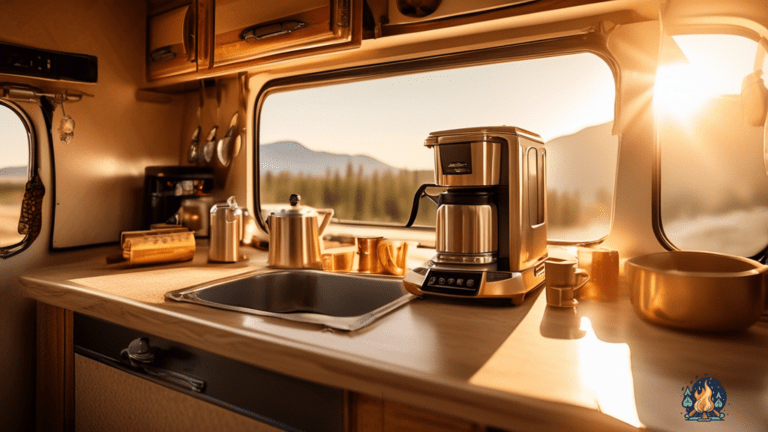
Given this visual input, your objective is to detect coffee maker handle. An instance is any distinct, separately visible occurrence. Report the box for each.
[405,183,442,228]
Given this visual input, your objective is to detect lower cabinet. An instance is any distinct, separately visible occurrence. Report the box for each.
[348,393,483,432]
[37,304,484,432]
[75,355,281,432]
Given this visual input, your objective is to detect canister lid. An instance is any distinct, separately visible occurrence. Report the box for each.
[210,196,243,217]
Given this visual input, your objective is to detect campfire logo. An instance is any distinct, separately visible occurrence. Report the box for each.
[682,376,726,421]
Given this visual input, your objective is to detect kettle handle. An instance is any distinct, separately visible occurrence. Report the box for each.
[316,208,334,236]
[405,183,443,228]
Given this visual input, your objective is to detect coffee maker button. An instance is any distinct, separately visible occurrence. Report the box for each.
[466,279,475,288]
[438,278,446,285]
[428,277,436,285]
[456,279,464,286]
[447,278,455,285]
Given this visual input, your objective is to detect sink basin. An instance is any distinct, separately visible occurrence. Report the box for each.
[165,270,415,331]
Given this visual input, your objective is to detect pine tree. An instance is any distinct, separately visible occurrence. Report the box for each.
[682,387,693,408]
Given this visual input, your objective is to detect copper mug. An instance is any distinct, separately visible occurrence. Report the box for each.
[357,237,410,275]
[357,237,384,273]
[545,259,590,307]
[377,240,410,276]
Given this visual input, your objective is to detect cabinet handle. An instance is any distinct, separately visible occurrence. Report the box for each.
[121,338,205,393]
[240,20,306,42]
[150,47,176,62]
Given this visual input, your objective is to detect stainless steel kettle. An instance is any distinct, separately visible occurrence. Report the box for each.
[267,194,333,269]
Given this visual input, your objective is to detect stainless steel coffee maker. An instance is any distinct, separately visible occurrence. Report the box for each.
[403,127,548,305]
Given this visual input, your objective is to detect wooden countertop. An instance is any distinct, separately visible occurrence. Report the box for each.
[21,244,768,432]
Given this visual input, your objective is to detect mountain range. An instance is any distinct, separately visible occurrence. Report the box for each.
[0,166,26,178]
[260,141,399,177]
[261,123,621,202]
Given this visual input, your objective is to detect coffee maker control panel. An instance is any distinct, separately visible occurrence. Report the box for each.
[421,270,483,296]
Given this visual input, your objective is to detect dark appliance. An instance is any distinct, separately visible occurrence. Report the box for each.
[141,166,214,232]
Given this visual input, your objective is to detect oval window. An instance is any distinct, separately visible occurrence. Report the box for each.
[0,101,31,249]
[656,34,768,257]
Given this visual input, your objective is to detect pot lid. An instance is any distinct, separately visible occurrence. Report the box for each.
[270,194,318,218]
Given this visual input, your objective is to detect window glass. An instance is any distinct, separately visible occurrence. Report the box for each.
[657,34,768,256]
[0,103,29,247]
[259,53,617,242]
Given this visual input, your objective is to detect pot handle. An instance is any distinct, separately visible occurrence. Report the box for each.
[317,208,334,236]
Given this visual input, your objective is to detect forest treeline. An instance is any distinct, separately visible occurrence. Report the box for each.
[261,162,615,229]
[261,164,436,226]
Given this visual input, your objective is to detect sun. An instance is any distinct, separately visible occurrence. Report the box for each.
[653,34,760,121]
[653,64,712,119]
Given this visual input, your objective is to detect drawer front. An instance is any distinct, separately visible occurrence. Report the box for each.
[75,355,283,432]
[74,313,345,432]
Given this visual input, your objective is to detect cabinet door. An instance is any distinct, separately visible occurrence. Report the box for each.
[147,2,198,79]
[213,0,354,67]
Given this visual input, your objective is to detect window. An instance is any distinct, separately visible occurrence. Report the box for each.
[0,101,30,249]
[258,50,618,243]
[656,34,768,257]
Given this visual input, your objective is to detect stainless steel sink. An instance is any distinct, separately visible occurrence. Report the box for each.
[165,269,415,331]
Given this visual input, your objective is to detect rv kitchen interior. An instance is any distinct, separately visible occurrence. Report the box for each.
[1,0,767,430]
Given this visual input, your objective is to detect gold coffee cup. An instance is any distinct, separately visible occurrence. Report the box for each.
[377,240,410,276]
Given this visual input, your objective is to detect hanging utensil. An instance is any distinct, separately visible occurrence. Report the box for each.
[57,95,75,145]
[216,112,238,167]
[187,82,205,163]
[203,80,221,164]
[232,72,249,160]
[203,125,218,163]
[187,126,201,163]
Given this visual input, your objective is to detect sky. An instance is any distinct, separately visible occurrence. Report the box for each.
[0,106,29,170]
[260,53,616,171]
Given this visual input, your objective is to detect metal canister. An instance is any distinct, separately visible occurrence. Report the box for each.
[209,196,243,262]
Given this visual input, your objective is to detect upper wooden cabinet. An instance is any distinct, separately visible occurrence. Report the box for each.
[212,0,354,67]
[145,0,358,82]
[147,1,198,79]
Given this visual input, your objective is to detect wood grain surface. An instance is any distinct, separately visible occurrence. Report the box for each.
[21,243,768,431]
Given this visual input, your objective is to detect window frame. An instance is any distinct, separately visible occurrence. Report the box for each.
[252,33,621,244]
[0,98,37,258]
[651,28,768,261]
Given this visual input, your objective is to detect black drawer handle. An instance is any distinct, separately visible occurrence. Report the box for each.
[121,338,205,393]
[240,20,306,42]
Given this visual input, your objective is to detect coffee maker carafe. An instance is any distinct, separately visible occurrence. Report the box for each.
[403,127,548,305]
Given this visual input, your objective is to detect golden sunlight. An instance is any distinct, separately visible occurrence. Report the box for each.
[578,317,643,428]
[653,64,712,119]
[653,34,759,120]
